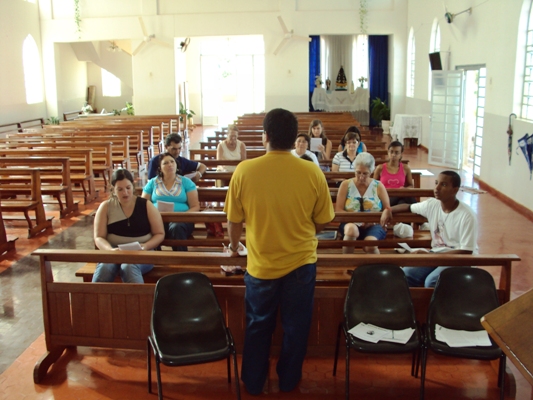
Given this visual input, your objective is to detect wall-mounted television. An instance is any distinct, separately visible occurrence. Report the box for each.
[429,52,442,70]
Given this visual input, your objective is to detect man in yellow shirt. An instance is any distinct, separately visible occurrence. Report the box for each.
[224,108,335,395]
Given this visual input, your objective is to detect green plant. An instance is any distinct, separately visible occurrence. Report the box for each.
[74,0,81,38]
[370,97,390,124]
[45,116,60,125]
[121,102,134,116]
[179,102,196,121]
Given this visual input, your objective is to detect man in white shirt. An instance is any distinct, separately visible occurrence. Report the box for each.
[391,171,478,287]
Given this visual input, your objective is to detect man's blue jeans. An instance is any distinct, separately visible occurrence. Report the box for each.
[402,266,450,287]
[92,263,153,283]
[241,263,316,395]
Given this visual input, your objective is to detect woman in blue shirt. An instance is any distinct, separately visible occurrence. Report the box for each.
[142,153,200,251]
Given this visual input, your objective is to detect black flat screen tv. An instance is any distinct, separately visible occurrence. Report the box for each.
[429,52,443,70]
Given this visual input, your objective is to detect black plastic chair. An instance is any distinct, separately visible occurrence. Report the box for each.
[333,264,421,400]
[420,267,505,400]
[147,272,241,400]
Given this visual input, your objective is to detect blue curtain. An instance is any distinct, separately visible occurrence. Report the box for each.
[369,35,389,126]
[309,36,321,111]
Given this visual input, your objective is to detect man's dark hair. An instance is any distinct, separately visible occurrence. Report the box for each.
[111,168,134,186]
[440,170,461,187]
[300,154,314,162]
[263,108,298,150]
[165,133,182,147]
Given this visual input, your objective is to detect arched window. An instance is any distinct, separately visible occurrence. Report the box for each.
[22,35,43,104]
[406,28,415,97]
[428,20,441,100]
[521,0,533,120]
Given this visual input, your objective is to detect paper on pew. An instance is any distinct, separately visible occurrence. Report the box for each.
[435,324,492,347]
[398,243,430,253]
[156,201,174,212]
[117,242,142,251]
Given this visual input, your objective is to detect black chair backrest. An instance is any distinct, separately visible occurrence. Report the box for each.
[344,264,416,330]
[151,272,227,347]
[428,267,500,331]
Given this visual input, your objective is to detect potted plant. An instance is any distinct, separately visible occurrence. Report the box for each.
[179,102,196,130]
[370,97,391,134]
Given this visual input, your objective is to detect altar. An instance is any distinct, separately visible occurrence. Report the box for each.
[312,87,369,124]
[390,114,422,146]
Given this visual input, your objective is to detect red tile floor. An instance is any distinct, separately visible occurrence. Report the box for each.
[0,126,531,399]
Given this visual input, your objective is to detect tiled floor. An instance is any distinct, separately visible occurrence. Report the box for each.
[0,126,531,399]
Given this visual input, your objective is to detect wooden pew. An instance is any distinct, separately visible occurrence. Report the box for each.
[0,198,17,257]
[0,168,53,238]
[0,139,115,188]
[189,148,389,160]
[32,248,520,383]
[0,157,79,218]
[0,149,98,204]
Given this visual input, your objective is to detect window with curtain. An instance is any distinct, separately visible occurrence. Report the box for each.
[320,35,368,90]
[102,69,121,97]
[406,28,415,97]
[428,20,441,100]
[22,35,43,104]
[521,0,533,120]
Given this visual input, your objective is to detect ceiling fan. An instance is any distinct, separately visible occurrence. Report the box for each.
[180,37,191,53]
[133,16,173,56]
[444,5,472,24]
[273,16,311,55]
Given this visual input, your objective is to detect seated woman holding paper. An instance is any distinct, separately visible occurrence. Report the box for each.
[93,169,164,283]
[142,152,200,251]
[335,152,392,254]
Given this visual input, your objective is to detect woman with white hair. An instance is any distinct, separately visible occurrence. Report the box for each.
[335,152,392,254]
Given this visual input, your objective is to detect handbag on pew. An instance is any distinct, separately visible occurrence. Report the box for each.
[202,205,224,237]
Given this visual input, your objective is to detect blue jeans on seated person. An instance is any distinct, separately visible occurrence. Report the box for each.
[165,222,194,251]
[241,263,316,395]
[338,223,387,240]
[92,263,154,283]
[402,266,451,288]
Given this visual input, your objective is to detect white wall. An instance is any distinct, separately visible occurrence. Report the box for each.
[405,0,533,212]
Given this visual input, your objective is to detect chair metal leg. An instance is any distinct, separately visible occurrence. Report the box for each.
[227,355,231,383]
[155,357,163,400]
[231,348,241,400]
[333,322,342,376]
[345,333,350,400]
[147,338,152,393]
[419,344,427,400]
[498,354,506,400]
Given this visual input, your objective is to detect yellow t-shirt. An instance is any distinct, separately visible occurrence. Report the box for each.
[224,151,335,279]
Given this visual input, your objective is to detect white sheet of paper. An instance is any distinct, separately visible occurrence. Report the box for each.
[310,138,322,152]
[157,200,174,212]
[435,324,492,347]
[348,323,388,343]
[411,169,434,176]
[117,242,142,251]
[379,327,416,344]
[398,243,430,253]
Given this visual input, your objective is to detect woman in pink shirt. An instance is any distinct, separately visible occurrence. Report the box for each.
[373,141,416,206]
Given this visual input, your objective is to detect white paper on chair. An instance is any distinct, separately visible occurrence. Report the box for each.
[310,138,322,152]
[435,324,492,347]
[117,242,142,251]
[348,323,414,344]
[156,201,174,212]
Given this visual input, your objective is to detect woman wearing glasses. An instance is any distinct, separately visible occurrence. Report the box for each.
[335,152,392,254]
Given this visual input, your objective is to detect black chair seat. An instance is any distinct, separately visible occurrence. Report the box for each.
[420,267,506,400]
[147,272,241,400]
[333,264,422,400]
